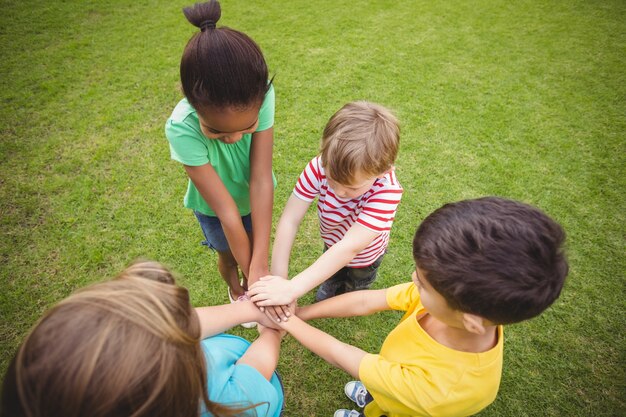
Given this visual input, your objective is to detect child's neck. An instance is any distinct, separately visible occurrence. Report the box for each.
[418,313,498,353]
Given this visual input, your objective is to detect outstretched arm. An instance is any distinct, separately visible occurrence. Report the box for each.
[248,128,274,285]
[270,194,310,278]
[237,325,284,381]
[297,288,390,321]
[249,223,379,306]
[195,301,274,340]
[252,194,310,322]
[275,315,366,378]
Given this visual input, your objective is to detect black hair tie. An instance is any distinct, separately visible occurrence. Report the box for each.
[200,20,216,32]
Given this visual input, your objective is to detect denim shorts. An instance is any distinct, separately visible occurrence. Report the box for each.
[194,211,252,252]
[316,249,385,302]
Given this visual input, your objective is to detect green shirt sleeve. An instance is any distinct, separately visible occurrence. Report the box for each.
[165,115,210,167]
[256,83,275,132]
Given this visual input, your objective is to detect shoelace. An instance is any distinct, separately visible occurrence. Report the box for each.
[354,385,367,407]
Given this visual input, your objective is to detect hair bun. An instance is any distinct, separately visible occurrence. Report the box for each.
[183,1,222,32]
[200,20,216,31]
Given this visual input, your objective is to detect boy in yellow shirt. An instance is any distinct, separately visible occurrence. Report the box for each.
[270,197,568,416]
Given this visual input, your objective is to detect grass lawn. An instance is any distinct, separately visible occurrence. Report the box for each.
[1,0,624,415]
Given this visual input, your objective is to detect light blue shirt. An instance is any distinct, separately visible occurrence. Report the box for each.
[201,334,283,417]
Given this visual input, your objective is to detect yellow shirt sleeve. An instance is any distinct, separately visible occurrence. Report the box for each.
[359,281,504,417]
[386,282,423,324]
[386,282,420,311]
[360,353,435,416]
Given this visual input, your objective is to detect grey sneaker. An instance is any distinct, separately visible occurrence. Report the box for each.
[333,410,361,417]
[344,381,369,408]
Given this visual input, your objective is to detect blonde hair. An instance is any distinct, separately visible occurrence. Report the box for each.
[320,101,400,184]
[2,261,251,417]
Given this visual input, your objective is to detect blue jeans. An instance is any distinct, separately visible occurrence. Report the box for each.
[316,250,385,301]
[194,211,252,252]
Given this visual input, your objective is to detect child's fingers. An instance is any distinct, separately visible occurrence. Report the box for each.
[258,311,281,329]
[249,292,266,303]
[250,293,292,308]
[254,298,273,307]
[265,306,282,322]
[246,286,261,297]
[278,304,291,318]
[263,299,287,308]
[268,306,289,321]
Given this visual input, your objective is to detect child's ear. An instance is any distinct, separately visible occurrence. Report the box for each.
[461,313,487,335]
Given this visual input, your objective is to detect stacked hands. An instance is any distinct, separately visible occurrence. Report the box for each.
[248,275,298,324]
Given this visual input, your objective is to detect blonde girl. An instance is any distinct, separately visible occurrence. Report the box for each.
[2,261,285,417]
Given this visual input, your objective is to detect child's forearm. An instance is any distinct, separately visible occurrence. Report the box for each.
[220,214,252,277]
[250,226,384,307]
[248,128,274,283]
[290,223,379,298]
[186,164,253,277]
[236,327,282,381]
[270,194,309,278]
[297,288,390,321]
[289,241,363,298]
[196,301,261,339]
[279,316,365,378]
[249,180,273,283]
[270,221,298,278]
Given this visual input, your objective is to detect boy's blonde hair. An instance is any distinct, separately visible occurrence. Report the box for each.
[320,101,400,184]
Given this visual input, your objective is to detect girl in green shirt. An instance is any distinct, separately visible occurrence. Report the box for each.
[165,0,275,312]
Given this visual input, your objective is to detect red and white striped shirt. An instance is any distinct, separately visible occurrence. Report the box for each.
[293,156,403,267]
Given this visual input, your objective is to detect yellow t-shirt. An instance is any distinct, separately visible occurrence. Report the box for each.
[359,282,503,417]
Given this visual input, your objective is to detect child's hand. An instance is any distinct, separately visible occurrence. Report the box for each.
[258,322,287,338]
[264,304,292,323]
[263,308,287,329]
[253,304,283,330]
[248,275,298,307]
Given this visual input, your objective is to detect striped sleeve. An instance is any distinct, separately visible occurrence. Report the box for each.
[293,157,322,202]
[356,170,403,233]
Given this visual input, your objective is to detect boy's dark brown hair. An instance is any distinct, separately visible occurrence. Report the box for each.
[413,197,568,324]
[1,261,251,417]
[180,0,270,111]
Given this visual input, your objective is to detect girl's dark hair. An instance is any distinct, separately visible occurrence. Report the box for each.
[413,197,568,325]
[181,0,269,110]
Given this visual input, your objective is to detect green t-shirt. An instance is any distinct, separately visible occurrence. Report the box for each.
[165,85,276,216]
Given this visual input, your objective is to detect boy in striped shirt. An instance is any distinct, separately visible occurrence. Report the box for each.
[249,101,403,310]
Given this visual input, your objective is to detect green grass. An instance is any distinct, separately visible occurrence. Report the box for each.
[1,0,624,415]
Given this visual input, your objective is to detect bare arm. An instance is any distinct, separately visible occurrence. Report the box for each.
[297,288,390,321]
[270,194,310,278]
[249,223,379,306]
[248,128,275,285]
[185,164,252,277]
[195,301,274,340]
[236,325,284,380]
[276,315,366,378]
